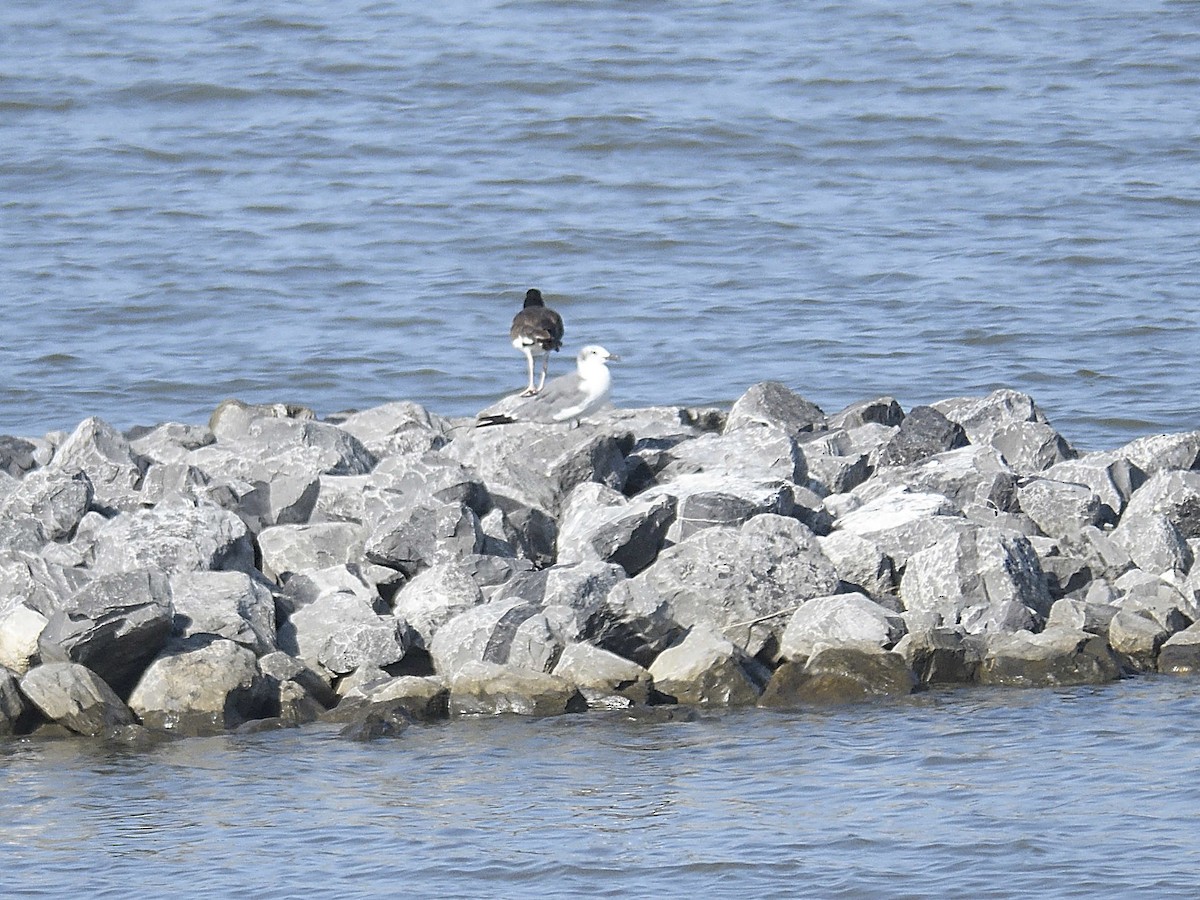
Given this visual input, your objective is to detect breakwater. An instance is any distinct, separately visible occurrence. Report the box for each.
[2,382,1198,741]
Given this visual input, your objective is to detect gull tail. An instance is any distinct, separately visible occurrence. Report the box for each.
[475,413,517,428]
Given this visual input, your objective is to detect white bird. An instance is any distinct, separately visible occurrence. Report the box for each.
[509,288,564,396]
[477,345,619,427]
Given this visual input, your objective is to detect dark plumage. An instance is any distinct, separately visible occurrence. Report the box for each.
[509,288,565,396]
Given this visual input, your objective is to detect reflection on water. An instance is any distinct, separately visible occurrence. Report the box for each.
[3,678,1200,897]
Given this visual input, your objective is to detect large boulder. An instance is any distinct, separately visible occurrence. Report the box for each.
[0,435,42,478]
[1107,610,1169,673]
[90,497,255,576]
[128,636,271,735]
[1108,431,1200,477]
[876,406,969,468]
[37,570,174,696]
[365,500,485,577]
[1045,456,1145,518]
[257,650,339,724]
[759,648,916,706]
[551,643,652,708]
[0,604,48,675]
[653,424,807,486]
[444,422,629,515]
[128,421,215,465]
[330,673,450,722]
[556,483,676,575]
[334,401,451,459]
[169,570,277,655]
[0,552,91,617]
[1158,623,1200,674]
[257,522,365,582]
[1017,477,1106,541]
[900,526,1052,634]
[648,624,769,706]
[779,592,906,662]
[0,469,93,541]
[370,452,491,517]
[47,417,144,509]
[446,661,587,717]
[977,627,1121,686]
[1121,470,1200,539]
[893,627,981,684]
[816,530,897,599]
[621,514,841,659]
[833,487,967,566]
[428,599,579,677]
[1110,513,1193,577]
[20,662,136,736]
[864,446,1018,518]
[637,473,797,544]
[724,381,827,439]
[391,561,484,649]
[277,587,409,677]
[0,668,28,735]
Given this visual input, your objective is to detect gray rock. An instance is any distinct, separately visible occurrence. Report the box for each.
[169,570,277,655]
[1112,570,1197,631]
[330,674,450,722]
[444,422,628,515]
[1045,597,1118,636]
[627,514,841,659]
[335,401,451,459]
[0,469,93,541]
[1158,623,1200,675]
[90,497,255,577]
[20,662,136,736]
[257,521,365,582]
[1045,455,1145,518]
[37,570,174,696]
[456,553,537,601]
[48,417,144,509]
[1109,430,1200,477]
[977,627,1121,687]
[137,462,216,507]
[128,636,271,734]
[446,661,586,717]
[861,446,1018,521]
[876,406,969,468]
[933,388,1049,446]
[1110,513,1193,577]
[208,399,316,441]
[277,587,409,676]
[829,396,905,431]
[655,424,807,486]
[371,451,491,517]
[0,551,91,617]
[900,526,1052,634]
[365,500,485,577]
[893,627,980,684]
[0,515,45,555]
[584,578,682,668]
[0,667,29,735]
[1108,609,1169,672]
[779,592,906,662]
[1018,477,1105,541]
[0,435,41,478]
[391,561,484,649]
[128,422,216,465]
[834,486,964,558]
[275,564,382,617]
[801,432,873,496]
[990,421,1076,474]
[429,598,580,677]
[486,494,558,567]
[551,643,652,708]
[1122,470,1200,540]
[644,473,797,544]
[556,483,676,575]
[759,648,916,706]
[648,624,769,706]
[724,381,827,439]
[1038,552,1095,600]
[1072,525,1136,581]
[0,604,49,675]
[817,530,897,599]
[257,650,339,722]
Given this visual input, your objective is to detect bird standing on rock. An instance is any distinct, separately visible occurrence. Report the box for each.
[478,344,619,427]
[509,288,564,396]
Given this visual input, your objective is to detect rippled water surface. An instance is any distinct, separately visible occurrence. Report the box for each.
[4,678,1200,898]
[2,0,1198,447]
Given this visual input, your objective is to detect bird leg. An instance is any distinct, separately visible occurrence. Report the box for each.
[520,348,538,396]
[536,353,550,392]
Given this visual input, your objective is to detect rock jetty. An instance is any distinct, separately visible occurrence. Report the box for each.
[3,384,1200,741]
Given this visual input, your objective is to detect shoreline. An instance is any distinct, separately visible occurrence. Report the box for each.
[2,383,1198,742]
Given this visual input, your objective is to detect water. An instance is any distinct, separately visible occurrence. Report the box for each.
[2,1,1198,448]
[4,2,1200,893]
[3,678,1200,898]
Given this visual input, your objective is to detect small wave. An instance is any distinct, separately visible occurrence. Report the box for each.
[116,81,255,104]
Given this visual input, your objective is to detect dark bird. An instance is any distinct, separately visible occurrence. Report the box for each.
[509,288,564,396]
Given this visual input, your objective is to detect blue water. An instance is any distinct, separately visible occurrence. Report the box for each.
[4,1,1200,893]
[3,679,1200,898]
[2,1,1198,447]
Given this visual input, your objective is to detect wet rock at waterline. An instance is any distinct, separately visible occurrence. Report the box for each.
[2,383,1200,741]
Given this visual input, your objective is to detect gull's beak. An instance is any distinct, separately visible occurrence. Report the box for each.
[606,352,621,362]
